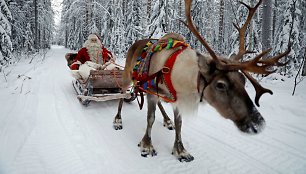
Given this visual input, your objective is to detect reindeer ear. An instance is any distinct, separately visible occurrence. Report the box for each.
[197,52,217,75]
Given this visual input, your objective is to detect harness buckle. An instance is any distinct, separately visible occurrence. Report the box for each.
[162,67,170,73]
[135,81,141,87]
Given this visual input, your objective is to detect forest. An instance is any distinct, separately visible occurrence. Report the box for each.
[0,0,305,77]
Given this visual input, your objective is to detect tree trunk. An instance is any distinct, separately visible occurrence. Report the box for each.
[272,0,278,45]
[302,52,306,76]
[86,0,93,36]
[218,0,224,54]
[147,0,152,22]
[65,27,68,48]
[34,0,38,49]
[292,47,306,96]
[164,0,169,32]
[261,0,273,58]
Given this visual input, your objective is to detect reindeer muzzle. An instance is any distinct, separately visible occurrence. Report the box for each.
[234,108,265,134]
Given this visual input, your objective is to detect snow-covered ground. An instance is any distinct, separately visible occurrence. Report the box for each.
[0,46,306,174]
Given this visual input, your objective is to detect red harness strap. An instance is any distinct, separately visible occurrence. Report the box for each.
[134,46,187,109]
[162,46,187,102]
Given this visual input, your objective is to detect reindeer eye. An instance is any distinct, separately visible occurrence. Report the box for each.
[215,80,227,91]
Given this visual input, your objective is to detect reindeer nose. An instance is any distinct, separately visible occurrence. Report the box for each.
[235,110,265,134]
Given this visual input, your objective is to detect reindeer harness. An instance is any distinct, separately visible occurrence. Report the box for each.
[132,38,189,109]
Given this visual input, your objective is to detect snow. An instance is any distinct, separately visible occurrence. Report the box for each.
[0,46,306,174]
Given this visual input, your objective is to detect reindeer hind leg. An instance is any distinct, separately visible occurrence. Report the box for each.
[113,98,124,130]
[157,101,174,130]
[138,94,158,157]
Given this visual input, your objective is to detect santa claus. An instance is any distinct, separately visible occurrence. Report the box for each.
[70,34,114,69]
[70,34,118,80]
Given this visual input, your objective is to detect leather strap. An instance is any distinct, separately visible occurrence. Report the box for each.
[162,46,187,102]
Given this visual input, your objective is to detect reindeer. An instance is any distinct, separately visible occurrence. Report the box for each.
[113,0,290,162]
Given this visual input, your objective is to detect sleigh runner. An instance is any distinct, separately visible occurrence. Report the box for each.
[72,69,136,106]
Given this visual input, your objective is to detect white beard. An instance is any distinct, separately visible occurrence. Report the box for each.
[85,43,102,63]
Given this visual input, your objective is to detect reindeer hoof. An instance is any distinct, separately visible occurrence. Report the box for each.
[172,151,194,162]
[163,120,175,130]
[141,149,157,157]
[172,145,194,162]
[113,118,122,130]
[138,142,157,157]
[178,154,194,162]
[113,125,122,130]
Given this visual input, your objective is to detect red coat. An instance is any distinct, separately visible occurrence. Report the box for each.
[102,46,113,61]
[70,47,113,70]
[75,47,91,64]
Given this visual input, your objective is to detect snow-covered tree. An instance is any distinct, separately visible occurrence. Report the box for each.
[274,0,302,76]
[38,0,54,49]
[111,0,126,57]
[8,1,25,51]
[0,0,12,66]
[24,23,34,52]
[146,0,167,38]
[126,0,143,44]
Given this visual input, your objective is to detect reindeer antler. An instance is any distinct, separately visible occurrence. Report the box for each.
[183,0,220,63]
[183,0,291,107]
[233,0,263,61]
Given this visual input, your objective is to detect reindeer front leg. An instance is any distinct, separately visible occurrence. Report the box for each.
[172,107,194,162]
[138,94,158,157]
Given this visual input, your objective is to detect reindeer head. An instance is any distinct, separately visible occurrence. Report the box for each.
[183,0,290,134]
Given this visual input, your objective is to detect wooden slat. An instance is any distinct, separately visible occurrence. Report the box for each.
[77,93,131,102]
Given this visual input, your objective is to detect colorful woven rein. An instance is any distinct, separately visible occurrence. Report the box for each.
[132,38,189,102]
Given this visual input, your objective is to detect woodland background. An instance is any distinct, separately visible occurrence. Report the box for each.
[0,0,305,77]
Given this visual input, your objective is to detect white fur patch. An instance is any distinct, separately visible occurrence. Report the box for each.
[78,63,95,80]
[172,92,200,117]
[70,70,82,79]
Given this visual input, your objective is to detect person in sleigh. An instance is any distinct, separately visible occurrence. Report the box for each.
[68,34,119,80]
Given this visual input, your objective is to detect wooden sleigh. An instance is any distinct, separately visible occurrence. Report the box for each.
[65,52,136,106]
[67,60,136,106]
[72,69,136,106]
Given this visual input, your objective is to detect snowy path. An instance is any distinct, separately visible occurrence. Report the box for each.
[0,46,306,174]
